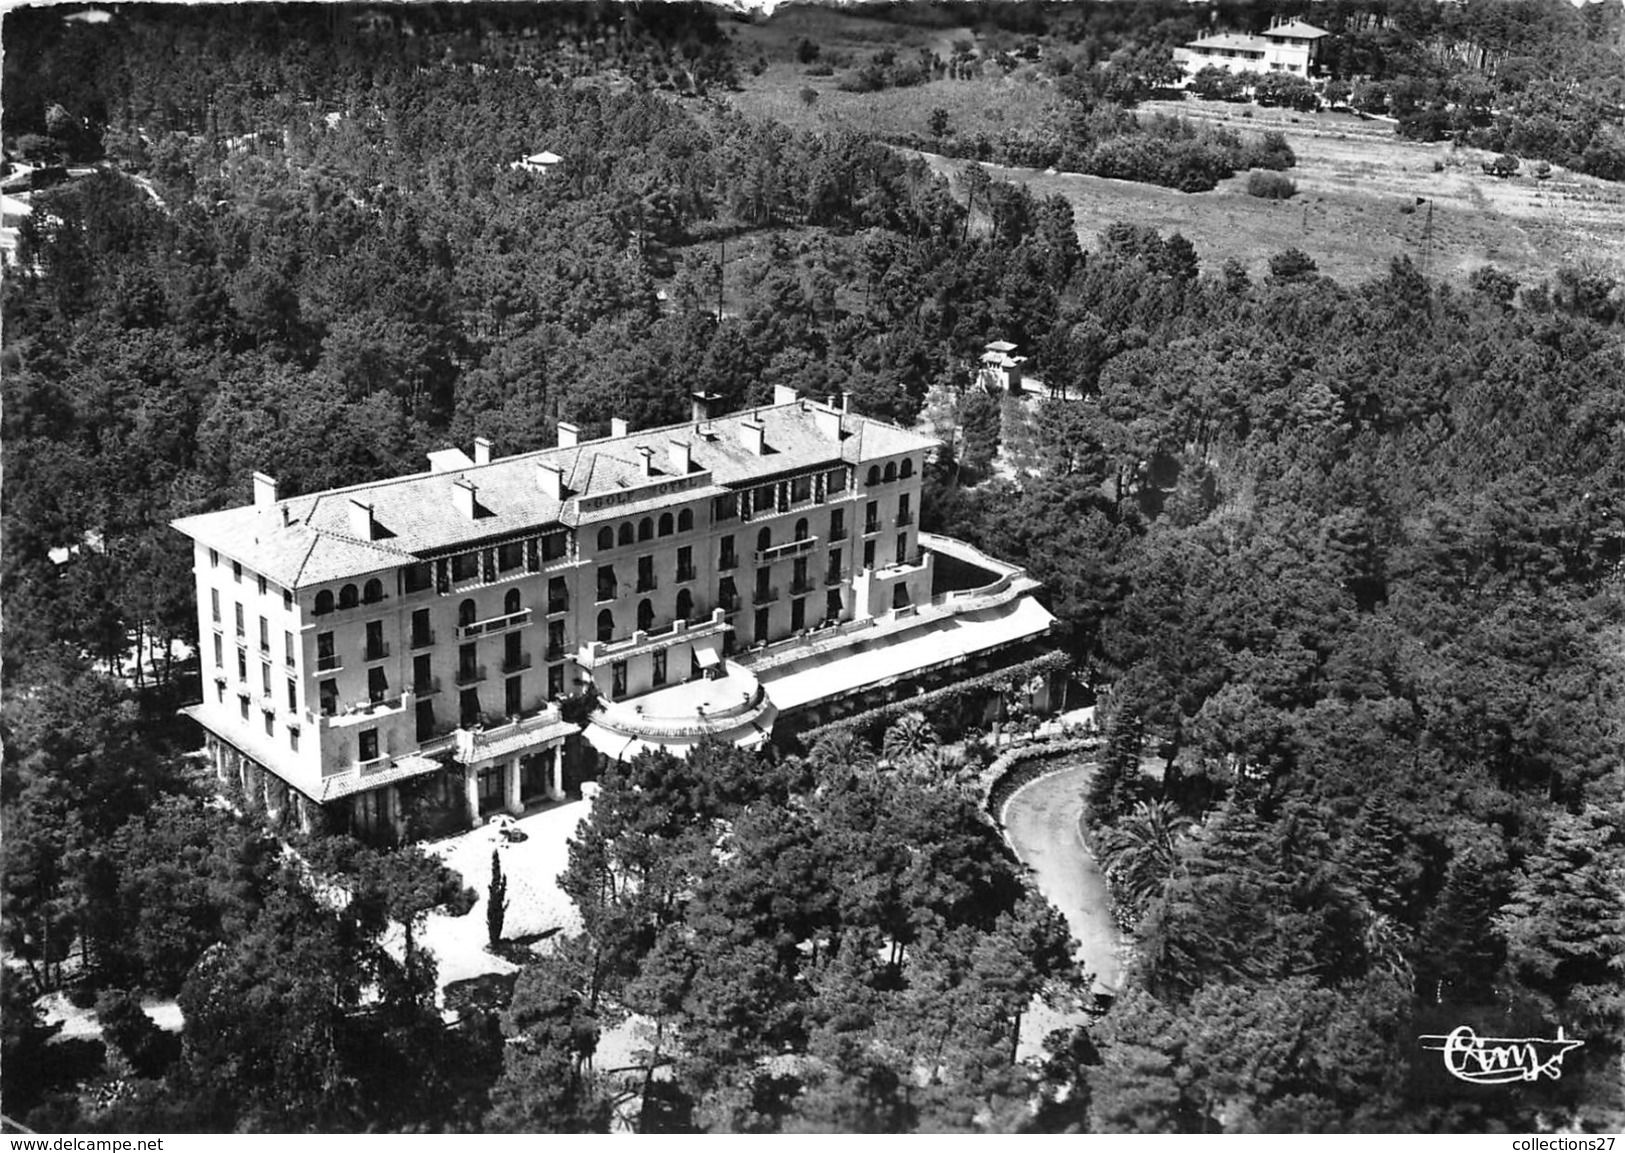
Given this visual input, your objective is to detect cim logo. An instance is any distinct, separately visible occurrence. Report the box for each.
[1419,1025,1583,1085]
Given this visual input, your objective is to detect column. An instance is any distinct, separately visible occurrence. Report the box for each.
[463,762,481,827]
[505,758,523,816]
[548,746,565,800]
[263,774,284,825]
[212,737,229,784]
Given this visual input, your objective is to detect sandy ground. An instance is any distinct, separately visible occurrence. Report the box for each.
[1000,761,1122,1059]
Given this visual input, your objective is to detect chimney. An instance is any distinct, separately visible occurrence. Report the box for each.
[839,391,851,413]
[253,471,279,512]
[773,384,798,406]
[347,498,375,540]
[473,437,492,465]
[453,478,478,519]
[669,439,692,475]
[636,445,655,477]
[611,417,630,439]
[691,391,720,423]
[740,419,766,456]
[557,421,580,449]
[816,406,843,442]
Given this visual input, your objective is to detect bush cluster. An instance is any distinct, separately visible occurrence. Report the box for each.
[1247,169,1298,199]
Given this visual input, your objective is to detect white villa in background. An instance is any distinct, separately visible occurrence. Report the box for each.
[173,389,1055,842]
[1174,16,1330,81]
[509,150,562,174]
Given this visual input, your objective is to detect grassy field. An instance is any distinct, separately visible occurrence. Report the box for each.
[720,10,1625,287]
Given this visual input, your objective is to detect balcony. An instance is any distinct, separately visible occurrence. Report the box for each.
[317,654,342,672]
[363,641,390,662]
[717,594,742,613]
[790,577,817,596]
[545,640,568,661]
[457,608,531,640]
[675,565,697,583]
[546,596,569,615]
[754,585,781,604]
[316,694,406,728]
[575,610,732,669]
[502,652,533,674]
[410,629,435,649]
[596,585,618,604]
[636,575,659,593]
[756,537,817,565]
[413,675,442,696]
[718,554,739,571]
[864,520,881,535]
[455,664,487,686]
[897,511,915,527]
[828,523,849,541]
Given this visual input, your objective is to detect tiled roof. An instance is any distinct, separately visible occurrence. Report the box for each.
[173,400,941,587]
[1266,19,1329,39]
[1188,33,1274,52]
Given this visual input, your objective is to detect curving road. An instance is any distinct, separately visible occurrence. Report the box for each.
[1001,763,1123,997]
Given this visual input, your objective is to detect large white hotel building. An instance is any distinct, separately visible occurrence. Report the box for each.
[173,389,1055,840]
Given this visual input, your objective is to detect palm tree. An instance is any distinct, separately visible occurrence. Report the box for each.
[881,711,937,769]
[1096,800,1193,925]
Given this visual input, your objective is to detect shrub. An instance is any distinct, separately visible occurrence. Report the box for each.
[1246,169,1297,199]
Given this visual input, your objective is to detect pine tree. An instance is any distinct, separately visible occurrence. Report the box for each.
[488,849,508,948]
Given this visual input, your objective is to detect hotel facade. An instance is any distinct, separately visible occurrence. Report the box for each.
[173,389,1055,841]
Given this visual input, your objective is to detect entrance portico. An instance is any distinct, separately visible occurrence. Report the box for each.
[453,709,575,826]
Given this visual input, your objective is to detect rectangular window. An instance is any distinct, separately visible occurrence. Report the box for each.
[542,532,568,562]
[611,660,628,700]
[284,589,294,611]
[504,631,523,671]
[259,616,269,654]
[898,493,911,525]
[233,560,242,584]
[505,675,522,717]
[451,553,480,582]
[547,576,569,614]
[368,666,388,704]
[287,678,297,712]
[211,588,221,623]
[755,566,771,601]
[365,620,387,662]
[320,679,338,716]
[317,631,337,671]
[791,597,806,631]
[359,728,379,763]
[264,711,275,737]
[714,492,738,521]
[413,653,432,693]
[257,575,267,597]
[547,620,566,660]
[210,548,219,568]
[411,608,432,647]
[753,483,777,515]
[863,540,876,569]
[404,562,433,593]
[289,727,300,753]
[791,474,812,503]
[460,689,481,728]
[416,699,436,742]
[261,662,272,697]
[792,556,809,594]
[719,535,736,570]
[830,508,845,539]
[828,547,843,584]
[753,606,770,643]
[827,467,847,494]
[235,602,245,637]
[652,648,667,687]
[459,643,479,682]
[237,647,248,681]
[547,664,565,699]
[213,633,223,667]
[637,555,655,593]
[239,696,250,721]
[284,630,295,668]
[498,541,523,572]
[897,533,909,564]
[865,500,879,534]
[597,566,617,602]
[676,545,694,582]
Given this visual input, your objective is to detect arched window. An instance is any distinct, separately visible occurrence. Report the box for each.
[637,599,655,632]
[618,523,634,547]
[883,462,897,483]
[363,578,383,604]
[794,518,809,541]
[504,589,521,615]
[675,588,693,622]
[756,527,772,553]
[339,584,359,609]
[677,508,694,532]
[638,517,654,542]
[900,457,914,479]
[597,609,615,644]
[597,526,614,551]
[459,599,477,627]
[658,513,674,537]
[315,590,334,615]
[866,465,881,486]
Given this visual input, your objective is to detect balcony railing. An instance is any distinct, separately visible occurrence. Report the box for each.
[675,566,697,583]
[717,594,741,612]
[790,577,817,596]
[363,641,389,662]
[545,640,568,661]
[502,652,533,674]
[718,555,739,571]
[317,654,342,672]
[546,596,569,615]
[596,585,618,603]
[457,608,531,640]
[828,523,849,541]
[864,520,881,535]
[636,575,658,593]
[756,537,817,564]
[455,664,487,686]
[896,511,915,526]
[413,675,441,696]
[410,629,435,649]
[754,585,781,604]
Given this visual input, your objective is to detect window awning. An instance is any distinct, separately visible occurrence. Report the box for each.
[695,647,722,669]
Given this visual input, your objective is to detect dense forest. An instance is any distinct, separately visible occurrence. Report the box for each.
[3,0,1623,1135]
